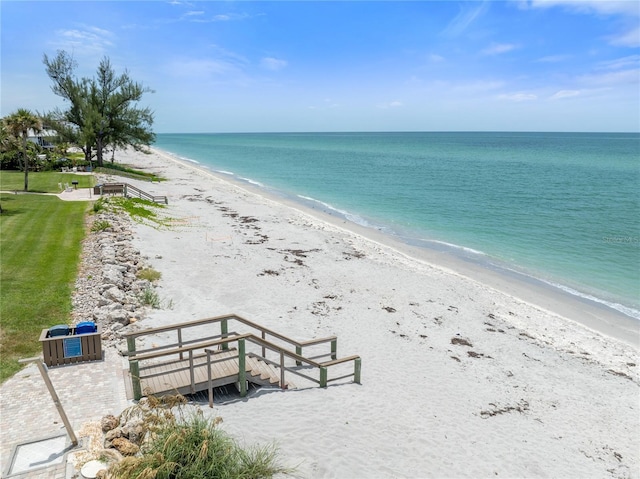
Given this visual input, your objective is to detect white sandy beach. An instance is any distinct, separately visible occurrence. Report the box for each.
[105,147,638,478]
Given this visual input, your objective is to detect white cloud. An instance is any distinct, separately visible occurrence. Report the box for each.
[442,1,491,37]
[526,1,640,17]
[550,90,581,99]
[261,57,288,71]
[481,43,519,56]
[525,0,639,48]
[428,53,445,63]
[212,13,250,22]
[596,55,640,71]
[52,26,115,56]
[608,25,640,48]
[498,92,538,101]
[184,11,204,17]
[579,68,640,87]
[536,54,572,63]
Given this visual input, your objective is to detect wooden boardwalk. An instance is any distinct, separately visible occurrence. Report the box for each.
[123,314,361,403]
[134,349,289,398]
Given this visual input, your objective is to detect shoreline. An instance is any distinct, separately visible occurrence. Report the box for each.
[148,146,639,349]
[112,146,638,478]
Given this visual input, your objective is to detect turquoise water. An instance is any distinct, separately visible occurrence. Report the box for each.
[154,132,640,319]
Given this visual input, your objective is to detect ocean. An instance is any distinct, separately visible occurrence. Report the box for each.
[154,132,640,320]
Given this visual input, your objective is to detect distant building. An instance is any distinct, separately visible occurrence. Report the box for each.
[26,128,57,150]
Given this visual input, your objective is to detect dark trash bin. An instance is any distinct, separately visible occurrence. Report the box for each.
[48,324,70,337]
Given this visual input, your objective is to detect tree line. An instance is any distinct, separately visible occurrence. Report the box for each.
[1,51,155,191]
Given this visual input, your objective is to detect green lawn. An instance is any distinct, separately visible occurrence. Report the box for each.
[0,193,89,381]
[0,170,95,193]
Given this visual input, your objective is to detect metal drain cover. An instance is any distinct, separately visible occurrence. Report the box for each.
[8,435,68,475]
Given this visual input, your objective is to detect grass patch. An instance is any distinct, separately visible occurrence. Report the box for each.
[0,194,88,381]
[138,286,162,309]
[109,396,291,479]
[137,268,161,282]
[96,162,165,182]
[0,170,94,193]
[101,197,173,228]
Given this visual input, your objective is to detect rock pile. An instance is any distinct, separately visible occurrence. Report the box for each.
[71,209,155,344]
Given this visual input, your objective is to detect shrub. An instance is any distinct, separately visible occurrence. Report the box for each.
[91,220,111,232]
[137,268,161,282]
[138,286,161,309]
[108,396,291,479]
[93,198,105,213]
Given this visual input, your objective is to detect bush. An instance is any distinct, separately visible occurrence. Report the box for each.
[93,198,105,213]
[91,219,111,232]
[108,397,291,479]
[137,268,161,282]
[138,286,161,309]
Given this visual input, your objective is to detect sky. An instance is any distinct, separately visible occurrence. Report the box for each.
[1,1,639,133]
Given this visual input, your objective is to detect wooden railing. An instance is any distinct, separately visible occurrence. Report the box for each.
[124,183,168,204]
[123,313,361,401]
[94,182,168,204]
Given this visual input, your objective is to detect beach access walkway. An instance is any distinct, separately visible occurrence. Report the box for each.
[123,314,361,406]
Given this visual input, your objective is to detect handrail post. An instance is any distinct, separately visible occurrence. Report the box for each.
[238,338,247,397]
[296,345,302,366]
[178,328,184,360]
[19,358,79,446]
[207,350,214,408]
[130,359,142,400]
[189,350,195,394]
[221,319,229,351]
[126,336,136,356]
[261,331,266,358]
[354,358,361,384]
[319,366,328,388]
[280,350,285,389]
[331,339,337,360]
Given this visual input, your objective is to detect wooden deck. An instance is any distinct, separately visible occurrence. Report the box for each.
[123,314,361,402]
[133,349,290,398]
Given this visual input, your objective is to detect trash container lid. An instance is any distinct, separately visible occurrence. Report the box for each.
[48,325,70,337]
[75,321,97,334]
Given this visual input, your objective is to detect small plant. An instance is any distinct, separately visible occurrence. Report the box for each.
[92,198,105,213]
[91,220,111,232]
[138,286,161,309]
[108,396,291,479]
[137,268,161,282]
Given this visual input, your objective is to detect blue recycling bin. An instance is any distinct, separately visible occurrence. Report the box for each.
[75,321,97,334]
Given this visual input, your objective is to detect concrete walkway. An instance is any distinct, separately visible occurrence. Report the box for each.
[0,188,96,202]
[0,347,132,478]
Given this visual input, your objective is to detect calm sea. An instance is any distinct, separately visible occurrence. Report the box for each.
[154,132,640,319]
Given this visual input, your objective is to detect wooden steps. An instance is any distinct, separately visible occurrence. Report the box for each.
[132,349,293,399]
[246,356,294,389]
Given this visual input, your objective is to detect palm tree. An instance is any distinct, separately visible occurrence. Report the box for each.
[4,108,42,191]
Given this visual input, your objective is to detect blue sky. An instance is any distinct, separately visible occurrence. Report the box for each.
[1,1,639,133]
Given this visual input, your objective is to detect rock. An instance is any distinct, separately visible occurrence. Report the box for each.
[103,286,126,304]
[101,415,119,432]
[121,418,146,444]
[111,437,139,456]
[104,428,123,444]
[70,204,162,346]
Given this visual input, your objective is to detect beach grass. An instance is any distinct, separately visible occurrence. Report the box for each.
[110,398,291,479]
[0,193,88,382]
[0,171,94,193]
